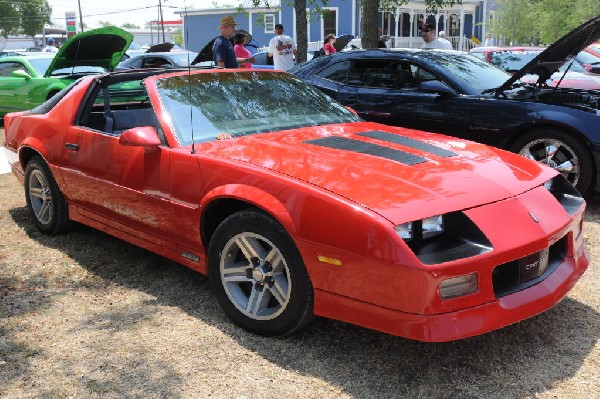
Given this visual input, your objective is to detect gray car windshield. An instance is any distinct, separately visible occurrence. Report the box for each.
[423,52,511,94]
[156,71,361,145]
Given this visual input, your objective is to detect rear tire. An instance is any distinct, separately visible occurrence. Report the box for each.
[510,128,593,194]
[208,210,314,336]
[24,156,69,235]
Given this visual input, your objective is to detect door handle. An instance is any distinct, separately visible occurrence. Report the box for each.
[65,143,79,151]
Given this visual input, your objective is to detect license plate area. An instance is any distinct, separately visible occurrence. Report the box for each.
[518,247,549,283]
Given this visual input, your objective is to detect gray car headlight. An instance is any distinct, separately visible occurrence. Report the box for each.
[395,212,492,265]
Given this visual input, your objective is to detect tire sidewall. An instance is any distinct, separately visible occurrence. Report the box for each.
[208,210,313,336]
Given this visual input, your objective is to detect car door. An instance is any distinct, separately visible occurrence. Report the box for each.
[0,61,33,113]
[335,58,470,137]
[58,81,176,248]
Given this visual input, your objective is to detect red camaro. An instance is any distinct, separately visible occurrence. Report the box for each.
[4,68,589,342]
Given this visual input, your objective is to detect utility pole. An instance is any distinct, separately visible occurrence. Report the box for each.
[78,0,84,32]
[158,0,165,42]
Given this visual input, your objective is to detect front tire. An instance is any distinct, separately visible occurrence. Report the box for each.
[208,210,314,336]
[24,156,69,235]
[510,128,593,194]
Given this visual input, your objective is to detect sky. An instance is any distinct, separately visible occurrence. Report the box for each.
[46,0,219,30]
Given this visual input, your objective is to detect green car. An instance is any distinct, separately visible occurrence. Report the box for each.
[0,26,133,117]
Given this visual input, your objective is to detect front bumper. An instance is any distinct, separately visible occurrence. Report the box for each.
[314,241,589,342]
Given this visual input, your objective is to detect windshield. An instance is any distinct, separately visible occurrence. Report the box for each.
[156,71,361,146]
[489,50,540,72]
[28,57,54,75]
[423,52,510,94]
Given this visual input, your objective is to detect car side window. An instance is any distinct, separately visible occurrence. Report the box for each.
[78,81,159,139]
[129,58,143,68]
[408,64,438,85]
[315,60,349,84]
[0,62,25,76]
[347,59,418,89]
[141,57,169,68]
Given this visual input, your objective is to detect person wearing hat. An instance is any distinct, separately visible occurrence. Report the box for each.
[267,24,297,71]
[212,15,255,68]
[420,22,446,49]
[43,38,58,53]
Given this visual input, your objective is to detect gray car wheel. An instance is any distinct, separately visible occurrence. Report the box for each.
[24,156,68,235]
[208,210,313,336]
[510,128,593,194]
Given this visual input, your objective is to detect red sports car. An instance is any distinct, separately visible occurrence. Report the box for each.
[3,68,589,342]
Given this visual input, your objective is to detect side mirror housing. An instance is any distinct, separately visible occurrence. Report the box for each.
[11,70,32,80]
[419,80,456,96]
[119,126,161,152]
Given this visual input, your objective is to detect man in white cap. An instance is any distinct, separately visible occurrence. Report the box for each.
[268,24,297,71]
[212,15,254,68]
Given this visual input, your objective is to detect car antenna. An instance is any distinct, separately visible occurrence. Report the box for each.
[183,2,196,154]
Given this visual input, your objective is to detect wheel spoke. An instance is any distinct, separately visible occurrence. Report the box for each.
[264,247,284,272]
[544,144,558,164]
[29,187,45,199]
[269,276,288,306]
[555,160,575,174]
[222,263,253,283]
[37,200,51,221]
[246,285,271,316]
[235,235,266,262]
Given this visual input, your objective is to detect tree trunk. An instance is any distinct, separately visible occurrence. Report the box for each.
[361,0,380,49]
[295,0,308,63]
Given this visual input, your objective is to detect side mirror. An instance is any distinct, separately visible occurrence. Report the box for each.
[11,70,32,80]
[119,126,161,152]
[419,80,456,96]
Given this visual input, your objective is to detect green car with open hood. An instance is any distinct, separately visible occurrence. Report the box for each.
[0,26,132,117]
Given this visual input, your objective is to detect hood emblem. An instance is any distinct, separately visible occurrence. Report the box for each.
[529,212,540,223]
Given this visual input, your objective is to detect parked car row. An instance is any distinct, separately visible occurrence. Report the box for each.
[290,17,600,195]
[3,16,599,343]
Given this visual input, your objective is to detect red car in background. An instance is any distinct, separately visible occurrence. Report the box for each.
[470,46,600,90]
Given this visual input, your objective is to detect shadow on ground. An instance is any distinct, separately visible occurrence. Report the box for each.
[5,204,600,398]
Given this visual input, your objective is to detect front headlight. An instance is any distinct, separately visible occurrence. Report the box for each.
[395,212,492,265]
[395,215,443,242]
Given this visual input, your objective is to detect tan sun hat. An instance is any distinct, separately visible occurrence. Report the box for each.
[218,15,238,29]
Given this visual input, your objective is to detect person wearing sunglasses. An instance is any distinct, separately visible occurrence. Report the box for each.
[420,22,447,49]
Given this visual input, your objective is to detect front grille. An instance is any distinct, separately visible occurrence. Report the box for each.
[492,236,567,298]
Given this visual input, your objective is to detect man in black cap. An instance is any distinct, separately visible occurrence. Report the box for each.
[268,24,297,71]
[420,22,446,49]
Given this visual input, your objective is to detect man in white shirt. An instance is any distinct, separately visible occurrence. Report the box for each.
[420,22,447,49]
[438,31,453,50]
[268,24,297,71]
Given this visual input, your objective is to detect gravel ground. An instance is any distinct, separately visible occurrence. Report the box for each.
[0,127,598,398]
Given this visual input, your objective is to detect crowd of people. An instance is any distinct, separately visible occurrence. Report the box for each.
[211,14,497,70]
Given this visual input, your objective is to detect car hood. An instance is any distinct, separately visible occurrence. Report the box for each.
[498,15,600,93]
[45,26,133,77]
[204,123,556,224]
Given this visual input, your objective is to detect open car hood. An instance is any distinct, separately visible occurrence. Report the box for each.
[45,26,133,78]
[497,15,600,93]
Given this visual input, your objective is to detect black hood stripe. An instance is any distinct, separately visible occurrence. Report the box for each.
[357,130,457,158]
[304,137,427,165]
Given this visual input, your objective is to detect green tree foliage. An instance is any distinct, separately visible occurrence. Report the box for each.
[122,23,141,30]
[492,0,600,45]
[97,21,114,27]
[0,0,51,37]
